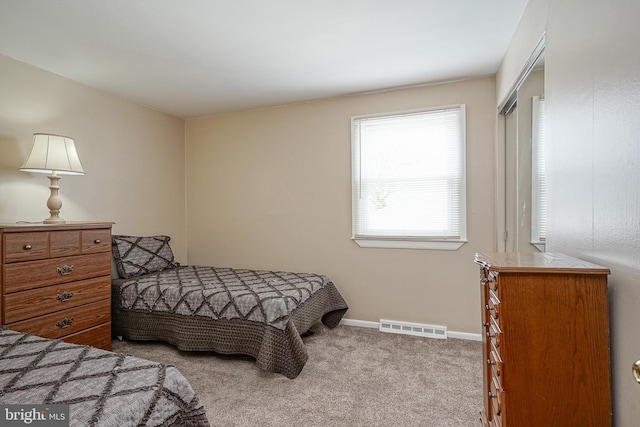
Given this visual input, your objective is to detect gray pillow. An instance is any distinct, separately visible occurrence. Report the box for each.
[112,235,179,278]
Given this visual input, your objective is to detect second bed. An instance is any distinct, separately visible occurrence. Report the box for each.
[111,235,349,379]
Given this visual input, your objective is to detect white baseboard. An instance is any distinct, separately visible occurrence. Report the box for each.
[339,318,379,329]
[339,318,482,342]
[447,331,482,341]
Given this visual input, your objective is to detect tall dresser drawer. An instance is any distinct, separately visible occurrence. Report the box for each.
[3,252,111,293]
[488,272,499,292]
[3,277,111,323]
[8,299,111,339]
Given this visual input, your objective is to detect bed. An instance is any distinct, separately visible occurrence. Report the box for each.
[110,235,349,379]
[0,328,210,427]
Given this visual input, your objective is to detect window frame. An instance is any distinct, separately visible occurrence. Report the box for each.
[350,104,467,250]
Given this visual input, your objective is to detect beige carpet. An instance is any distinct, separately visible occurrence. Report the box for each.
[112,324,482,427]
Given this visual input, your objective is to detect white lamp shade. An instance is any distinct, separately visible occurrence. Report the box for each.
[20,133,85,175]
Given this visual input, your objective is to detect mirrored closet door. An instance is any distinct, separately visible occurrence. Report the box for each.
[500,38,545,253]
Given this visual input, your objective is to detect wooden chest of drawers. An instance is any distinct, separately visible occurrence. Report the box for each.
[1,222,113,350]
[475,252,611,427]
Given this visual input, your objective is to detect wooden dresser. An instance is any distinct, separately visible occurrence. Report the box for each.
[0,222,113,350]
[475,252,611,427]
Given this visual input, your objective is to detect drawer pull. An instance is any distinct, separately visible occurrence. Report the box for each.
[56,291,74,302]
[57,265,74,275]
[485,304,494,311]
[633,360,640,384]
[56,317,75,329]
[23,244,32,250]
[94,239,101,244]
[487,359,495,366]
[488,392,497,399]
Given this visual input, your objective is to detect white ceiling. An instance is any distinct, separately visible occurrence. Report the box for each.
[0,0,528,119]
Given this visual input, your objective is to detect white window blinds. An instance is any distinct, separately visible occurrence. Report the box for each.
[351,105,466,249]
[531,96,546,243]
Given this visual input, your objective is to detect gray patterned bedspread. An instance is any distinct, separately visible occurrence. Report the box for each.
[113,265,349,379]
[119,266,334,330]
[0,328,210,427]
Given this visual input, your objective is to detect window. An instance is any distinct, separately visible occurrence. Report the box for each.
[351,105,467,250]
[531,96,546,249]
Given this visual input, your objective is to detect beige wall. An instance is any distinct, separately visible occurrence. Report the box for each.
[500,0,640,424]
[0,54,188,260]
[185,77,497,334]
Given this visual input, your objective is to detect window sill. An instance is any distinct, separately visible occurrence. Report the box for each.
[352,238,467,251]
[531,241,546,252]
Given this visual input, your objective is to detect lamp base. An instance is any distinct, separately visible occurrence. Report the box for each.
[44,173,66,224]
[43,217,66,224]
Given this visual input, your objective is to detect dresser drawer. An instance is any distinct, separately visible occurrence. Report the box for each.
[7,299,110,339]
[3,276,111,323]
[2,228,111,264]
[50,230,81,257]
[3,232,49,263]
[3,252,111,293]
[82,229,111,254]
[63,322,112,350]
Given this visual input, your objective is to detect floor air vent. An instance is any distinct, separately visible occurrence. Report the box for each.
[379,319,447,339]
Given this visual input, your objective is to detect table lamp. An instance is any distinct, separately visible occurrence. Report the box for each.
[20,133,85,224]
